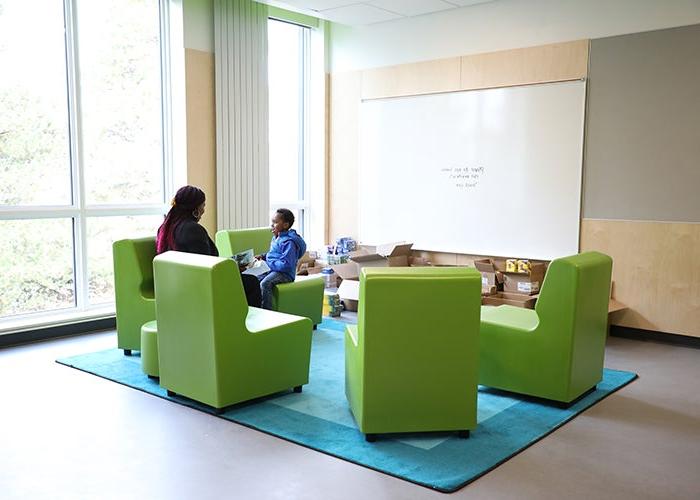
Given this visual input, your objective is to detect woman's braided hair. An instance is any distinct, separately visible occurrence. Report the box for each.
[156,185,205,254]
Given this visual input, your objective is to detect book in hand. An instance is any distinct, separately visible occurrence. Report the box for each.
[242,259,270,277]
[232,249,255,267]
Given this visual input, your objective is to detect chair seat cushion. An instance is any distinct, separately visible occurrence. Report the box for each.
[141,320,158,334]
[245,306,309,333]
[140,320,159,377]
[481,305,539,332]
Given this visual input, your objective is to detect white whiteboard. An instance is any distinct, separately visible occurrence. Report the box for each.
[359,80,586,260]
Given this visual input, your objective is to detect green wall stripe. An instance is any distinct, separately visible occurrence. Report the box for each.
[268,6,319,28]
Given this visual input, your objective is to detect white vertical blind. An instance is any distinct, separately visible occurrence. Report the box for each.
[214,0,269,230]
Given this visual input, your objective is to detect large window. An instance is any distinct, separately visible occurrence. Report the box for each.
[0,0,170,330]
[268,19,310,235]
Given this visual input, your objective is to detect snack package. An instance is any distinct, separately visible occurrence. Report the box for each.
[322,292,342,317]
[517,259,531,273]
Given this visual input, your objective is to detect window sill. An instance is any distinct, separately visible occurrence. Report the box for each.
[0,306,116,336]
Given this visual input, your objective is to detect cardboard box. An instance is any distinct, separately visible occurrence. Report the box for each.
[502,262,546,295]
[331,242,413,310]
[297,251,315,266]
[482,292,538,309]
[296,251,320,276]
[348,242,413,268]
[332,262,360,281]
[333,260,360,307]
[408,255,431,267]
[378,242,413,266]
[337,279,360,312]
[474,258,505,290]
[331,242,414,279]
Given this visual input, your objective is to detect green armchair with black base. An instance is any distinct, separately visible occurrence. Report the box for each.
[153,251,313,412]
[345,267,482,442]
[479,251,613,405]
[215,227,323,326]
[113,237,157,355]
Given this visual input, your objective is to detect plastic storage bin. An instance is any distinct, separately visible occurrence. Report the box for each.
[321,267,336,288]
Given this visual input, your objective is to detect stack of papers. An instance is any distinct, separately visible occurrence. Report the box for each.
[242,259,270,277]
[231,248,270,277]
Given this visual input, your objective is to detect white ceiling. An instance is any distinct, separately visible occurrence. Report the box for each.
[262,0,498,26]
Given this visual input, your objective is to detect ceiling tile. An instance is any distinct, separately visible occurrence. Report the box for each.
[321,3,403,25]
[368,0,455,17]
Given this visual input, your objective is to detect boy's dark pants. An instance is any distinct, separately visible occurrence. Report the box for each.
[258,271,293,310]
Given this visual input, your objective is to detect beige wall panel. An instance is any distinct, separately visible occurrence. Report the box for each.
[185,48,217,236]
[580,219,700,338]
[460,39,589,90]
[328,71,361,241]
[413,251,458,266]
[455,254,493,267]
[361,57,461,100]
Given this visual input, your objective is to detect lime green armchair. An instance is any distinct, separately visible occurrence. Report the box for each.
[153,251,313,412]
[345,267,482,441]
[113,237,157,355]
[215,228,323,326]
[479,251,613,404]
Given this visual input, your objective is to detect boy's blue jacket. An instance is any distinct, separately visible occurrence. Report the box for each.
[265,229,306,281]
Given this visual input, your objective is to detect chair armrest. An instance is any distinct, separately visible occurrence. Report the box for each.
[344,324,363,416]
[243,308,313,365]
[273,278,324,325]
[274,277,323,296]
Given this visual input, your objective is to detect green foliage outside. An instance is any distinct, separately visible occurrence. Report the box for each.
[0,0,164,320]
[0,219,75,316]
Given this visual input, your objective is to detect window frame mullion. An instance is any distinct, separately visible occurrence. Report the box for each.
[63,0,89,311]
[299,26,311,237]
[159,0,174,205]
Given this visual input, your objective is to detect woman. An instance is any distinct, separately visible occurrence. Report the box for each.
[156,185,262,307]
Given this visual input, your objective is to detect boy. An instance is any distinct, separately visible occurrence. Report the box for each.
[257,208,306,310]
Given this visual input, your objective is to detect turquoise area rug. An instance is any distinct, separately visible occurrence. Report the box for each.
[57,319,637,492]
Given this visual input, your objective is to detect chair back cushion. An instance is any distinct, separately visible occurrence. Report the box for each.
[535,251,612,397]
[153,251,247,401]
[357,266,481,429]
[113,237,157,297]
[112,237,157,349]
[215,227,273,257]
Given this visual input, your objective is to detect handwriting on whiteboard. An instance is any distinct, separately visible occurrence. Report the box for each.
[441,166,485,189]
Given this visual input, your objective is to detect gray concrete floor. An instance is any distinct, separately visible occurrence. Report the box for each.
[0,323,698,500]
